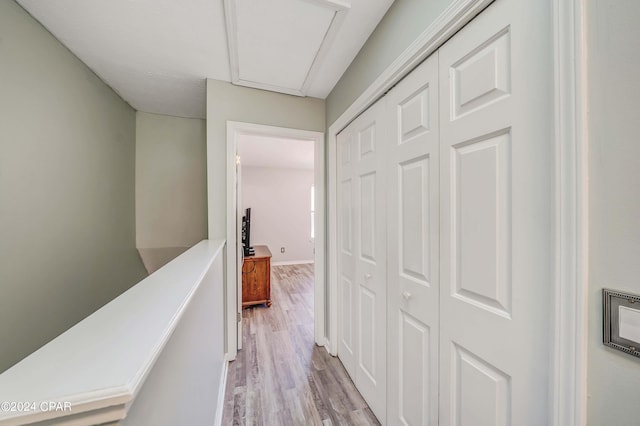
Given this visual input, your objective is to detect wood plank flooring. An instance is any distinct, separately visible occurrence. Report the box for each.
[222,264,380,425]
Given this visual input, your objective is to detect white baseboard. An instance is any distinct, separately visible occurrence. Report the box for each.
[214,359,229,426]
[323,338,337,357]
[315,335,328,349]
[272,260,314,266]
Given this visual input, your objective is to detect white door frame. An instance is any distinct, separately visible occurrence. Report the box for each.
[226,121,325,361]
[551,0,588,424]
[326,0,587,424]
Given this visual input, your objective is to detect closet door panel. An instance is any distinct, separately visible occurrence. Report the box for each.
[337,129,356,377]
[439,0,552,424]
[337,100,387,423]
[387,54,440,426]
[353,101,387,422]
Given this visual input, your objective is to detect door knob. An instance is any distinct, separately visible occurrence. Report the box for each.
[364,273,372,280]
[402,291,412,301]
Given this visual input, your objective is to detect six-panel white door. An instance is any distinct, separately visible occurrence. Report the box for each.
[386,53,440,426]
[337,100,388,422]
[438,0,552,424]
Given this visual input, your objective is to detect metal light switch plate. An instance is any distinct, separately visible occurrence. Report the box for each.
[603,289,640,358]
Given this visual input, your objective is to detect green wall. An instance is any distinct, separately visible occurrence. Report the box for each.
[136,112,207,250]
[326,0,455,126]
[0,1,147,372]
[587,1,640,424]
[135,112,207,273]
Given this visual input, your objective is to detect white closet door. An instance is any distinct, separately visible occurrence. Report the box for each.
[438,0,552,425]
[337,123,357,377]
[386,53,440,426]
[337,100,387,422]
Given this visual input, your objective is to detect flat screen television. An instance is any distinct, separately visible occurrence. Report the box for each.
[242,208,254,256]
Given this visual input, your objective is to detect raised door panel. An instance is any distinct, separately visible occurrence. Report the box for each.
[453,344,510,426]
[358,285,377,382]
[439,0,552,424]
[398,311,431,425]
[359,123,376,158]
[341,178,353,255]
[341,276,355,356]
[359,172,377,262]
[452,132,511,317]
[451,29,510,120]
[400,157,431,285]
[386,53,440,426]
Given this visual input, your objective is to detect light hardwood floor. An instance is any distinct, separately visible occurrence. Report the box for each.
[222,264,380,425]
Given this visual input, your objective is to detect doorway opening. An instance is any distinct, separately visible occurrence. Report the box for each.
[226,122,325,360]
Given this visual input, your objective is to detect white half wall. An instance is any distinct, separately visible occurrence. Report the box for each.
[241,166,314,264]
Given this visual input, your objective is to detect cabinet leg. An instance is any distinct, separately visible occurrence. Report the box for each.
[266,300,272,307]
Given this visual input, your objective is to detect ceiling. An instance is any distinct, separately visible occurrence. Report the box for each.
[17,0,394,119]
[238,135,314,170]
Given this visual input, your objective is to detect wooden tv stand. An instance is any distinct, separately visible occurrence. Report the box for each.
[242,245,272,308]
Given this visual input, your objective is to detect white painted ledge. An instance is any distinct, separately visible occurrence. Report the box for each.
[0,239,226,426]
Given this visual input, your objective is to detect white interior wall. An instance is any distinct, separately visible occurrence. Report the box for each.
[241,166,314,264]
